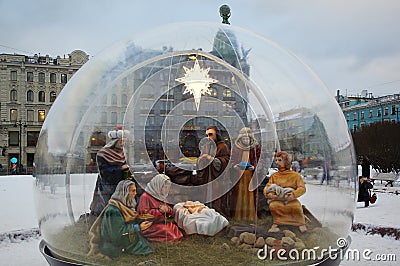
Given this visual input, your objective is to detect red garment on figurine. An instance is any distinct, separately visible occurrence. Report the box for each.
[137,192,183,242]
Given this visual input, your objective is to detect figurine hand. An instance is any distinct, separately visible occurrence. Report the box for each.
[267,192,278,200]
[140,221,152,231]
[200,154,212,160]
[286,192,296,202]
[159,204,169,213]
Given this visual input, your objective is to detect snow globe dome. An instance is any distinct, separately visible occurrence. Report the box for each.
[34,21,356,265]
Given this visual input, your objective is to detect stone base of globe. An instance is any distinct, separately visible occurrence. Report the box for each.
[40,236,351,266]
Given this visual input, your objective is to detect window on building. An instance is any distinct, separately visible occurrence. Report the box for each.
[147,116,155,125]
[209,88,218,97]
[38,72,45,83]
[140,101,151,111]
[121,94,127,105]
[50,91,56,102]
[10,89,18,101]
[61,73,67,83]
[90,131,106,147]
[101,112,107,123]
[27,131,40,147]
[101,95,107,104]
[138,117,145,126]
[369,110,373,118]
[352,124,357,132]
[26,153,35,167]
[9,131,19,146]
[121,77,127,88]
[377,109,381,117]
[27,72,34,82]
[346,114,349,121]
[10,109,18,121]
[38,110,45,122]
[223,89,232,97]
[111,94,117,105]
[38,91,45,102]
[27,110,34,122]
[10,71,17,81]
[384,106,388,116]
[360,122,366,128]
[50,73,56,83]
[182,101,193,111]
[27,90,34,102]
[391,105,396,115]
[360,111,364,120]
[353,112,357,120]
[111,112,117,124]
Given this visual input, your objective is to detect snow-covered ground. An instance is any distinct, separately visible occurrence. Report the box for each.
[0,174,399,266]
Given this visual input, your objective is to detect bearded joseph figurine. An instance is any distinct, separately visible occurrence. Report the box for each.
[263,151,307,233]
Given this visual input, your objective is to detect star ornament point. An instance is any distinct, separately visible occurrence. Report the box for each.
[176,59,218,111]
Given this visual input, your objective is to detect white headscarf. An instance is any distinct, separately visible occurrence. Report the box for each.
[145,174,171,201]
[110,179,136,208]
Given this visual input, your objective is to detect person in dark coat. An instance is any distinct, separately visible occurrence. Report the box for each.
[361,157,371,178]
[357,176,373,207]
[90,126,131,217]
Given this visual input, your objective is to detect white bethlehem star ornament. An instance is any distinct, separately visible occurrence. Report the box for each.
[175,59,218,111]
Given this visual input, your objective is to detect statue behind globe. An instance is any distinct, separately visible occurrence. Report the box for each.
[35,22,356,265]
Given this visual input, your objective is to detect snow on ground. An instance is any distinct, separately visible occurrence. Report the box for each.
[0,175,39,232]
[341,183,400,266]
[0,234,46,266]
[0,175,47,266]
[0,175,399,266]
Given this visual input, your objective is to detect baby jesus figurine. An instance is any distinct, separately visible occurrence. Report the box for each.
[173,200,229,236]
[183,201,207,214]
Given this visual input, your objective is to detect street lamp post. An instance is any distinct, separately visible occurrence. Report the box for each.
[14,120,26,171]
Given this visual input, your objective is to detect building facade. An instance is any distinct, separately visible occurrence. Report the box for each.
[1,27,252,174]
[89,29,252,164]
[0,50,88,173]
[336,90,400,132]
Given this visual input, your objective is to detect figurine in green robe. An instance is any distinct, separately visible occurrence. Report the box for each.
[88,180,153,258]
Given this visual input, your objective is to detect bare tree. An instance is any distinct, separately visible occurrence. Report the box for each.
[352,121,400,173]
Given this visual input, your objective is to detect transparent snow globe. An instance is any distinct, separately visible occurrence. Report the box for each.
[35,21,356,265]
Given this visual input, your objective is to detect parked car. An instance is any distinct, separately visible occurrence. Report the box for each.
[302,166,323,179]
[177,161,196,171]
[155,159,172,168]
[131,163,153,172]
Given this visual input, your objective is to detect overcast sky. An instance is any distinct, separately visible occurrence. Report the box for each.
[1,0,399,97]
